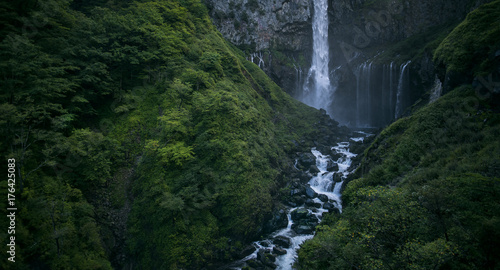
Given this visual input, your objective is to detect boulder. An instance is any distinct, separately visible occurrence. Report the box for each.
[290,185,305,196]
[305,198,321,208]
[257,250,277,268]
[236,245,257,260]
[273,246,287,255]
[326,160,339,172]
[263,209,288,234]
[286,195,305,207]
[305,186,318,198]
[298,152,316,167]
[290,188,300,196]
[246,258,262,268]
[322,202,337,212]
[318,194,329,202]
[330,152,343,161]
[291,208,309,222]
[329,207,341,215]
[273,236,291,249]
[309,165,320,174]
[333,173,343,183]
[260,242,270,248]
[292,224,315,234]
[316,144,331,154]
[298,172,311,183]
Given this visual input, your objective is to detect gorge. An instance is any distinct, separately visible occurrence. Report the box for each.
[1,0,499,270]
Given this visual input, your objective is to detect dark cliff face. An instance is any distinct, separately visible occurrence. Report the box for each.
[328,0,492,69]
[328,0,494,126]
[207,0,494,126]
[205,0,314,97]
[205,0,316,99]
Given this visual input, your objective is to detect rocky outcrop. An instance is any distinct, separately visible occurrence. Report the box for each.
[291,208,319,234]
[329,0,493,66]
[263,208,289,234]
[205,0,313,96]
[207,0,494,127]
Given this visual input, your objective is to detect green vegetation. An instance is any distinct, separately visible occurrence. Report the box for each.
[373,21,458,64]
[298,85,500,269]
[297,1,500,268]
[434,0,500,75]
[0,0,326,269]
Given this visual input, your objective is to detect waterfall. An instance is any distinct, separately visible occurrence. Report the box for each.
[395,61,411,119]
[302,0,331,111]
[350,60,413,127]
[355,62,373,127]
[429,75,443,104]
[219,132,373,270]
[389,62,395,118]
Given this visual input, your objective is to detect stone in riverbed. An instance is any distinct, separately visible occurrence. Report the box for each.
[235,245,257,260]
[322,202,336,211]
[273,236,291,248]
[305,186,318,198]
[273,246,287,255]
[318,194,329,202]
[263,209,288,234]
[333,173,343,183]
[323,201,341,214]
[257,249,277,268]
[326,160,339,172]
[291,208,309,221]
[309,165,320,174]
[330,151,343,161]
[298,152,316,167]
[286,195,305,207]
[246,258,262,268]
[292,224,315,234]
[305,198,321,208]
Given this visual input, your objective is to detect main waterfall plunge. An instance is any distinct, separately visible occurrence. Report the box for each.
[302,0,332,111]
[223,0,416,268]
[298,0,414,128]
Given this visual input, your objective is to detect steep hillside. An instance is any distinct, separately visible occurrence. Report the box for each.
[297,1,500,269]
[0,1,343,269]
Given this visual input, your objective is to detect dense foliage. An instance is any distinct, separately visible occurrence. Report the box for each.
[434,0,500,75]
[298,85,500,269]
[0,0,326,269]
[297,1,500,269]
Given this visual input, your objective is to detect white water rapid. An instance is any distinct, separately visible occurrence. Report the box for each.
[302,0,331,111]
[223,131,373,270]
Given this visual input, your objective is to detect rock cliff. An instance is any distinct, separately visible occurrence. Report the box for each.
[205,0,313,97]
[207,0,494,127]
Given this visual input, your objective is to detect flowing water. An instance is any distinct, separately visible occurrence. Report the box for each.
[395,61,411,119]
[302,0,331,111]
[223,131,373,270]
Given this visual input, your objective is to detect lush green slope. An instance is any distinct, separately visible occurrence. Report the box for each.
[0,1,329,269]
[297,1,500,269]
[434,0,500,75]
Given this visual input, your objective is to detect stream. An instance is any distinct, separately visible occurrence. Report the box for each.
[224,131,371,270]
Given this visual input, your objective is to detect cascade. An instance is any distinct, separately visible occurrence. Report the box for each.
[355,62,373,127]
[349,60,414,127]
[249,52,265,69]
[429,75,443,104]
[221,132,371,270]
[389,62,395,119]
[302,0,331,111]
[395,61,411,119]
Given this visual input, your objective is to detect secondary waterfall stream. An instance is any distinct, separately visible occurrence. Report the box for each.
[395,61,411,119]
